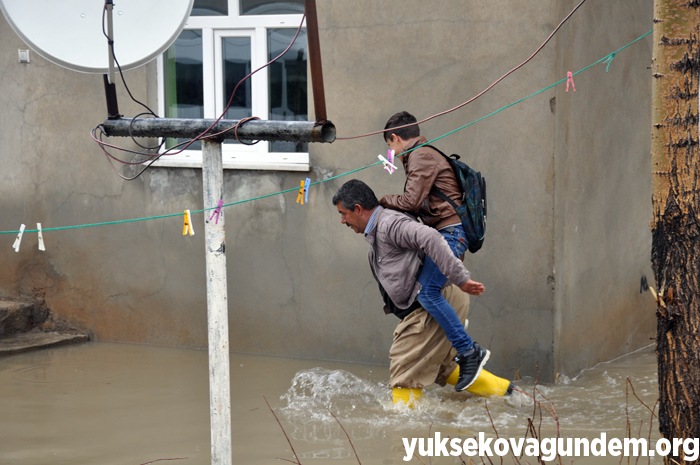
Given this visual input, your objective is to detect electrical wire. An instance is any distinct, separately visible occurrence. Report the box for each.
[336,0,589,141]
[92,2,307,180]
[2,28,653,236]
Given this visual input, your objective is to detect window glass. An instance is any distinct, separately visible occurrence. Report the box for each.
[164,30,204,150]
[192,0,228,16]
[222,37,252,145]
[240,0,304,15]
[268,28,307,152]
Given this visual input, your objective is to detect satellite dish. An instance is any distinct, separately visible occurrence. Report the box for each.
[0,0,194,73]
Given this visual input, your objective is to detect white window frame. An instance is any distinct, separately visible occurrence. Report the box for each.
[154,7,309,171]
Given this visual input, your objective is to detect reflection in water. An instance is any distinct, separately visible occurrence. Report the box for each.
[0,342,659,464]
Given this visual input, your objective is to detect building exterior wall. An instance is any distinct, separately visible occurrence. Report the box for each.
[0,0,654,381]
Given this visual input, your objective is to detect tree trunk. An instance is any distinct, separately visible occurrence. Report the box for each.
[651,0,700,461]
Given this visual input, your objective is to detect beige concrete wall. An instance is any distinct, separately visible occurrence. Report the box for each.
[551,0,656,375]
[0,0,655,381]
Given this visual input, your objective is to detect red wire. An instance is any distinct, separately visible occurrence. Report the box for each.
[336,0,588,140]
[92,12,307,179]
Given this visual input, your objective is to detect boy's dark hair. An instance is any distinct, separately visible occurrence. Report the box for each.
[383,111,420,142]
[332,179,379,211]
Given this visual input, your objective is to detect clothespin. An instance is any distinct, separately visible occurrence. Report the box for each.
[37,223,45,251]
[304,178,311,203]
[296,179,306,205]
[183,210,194,236]
[378,153,397,174]
[208,199,224,225]
[566,71,576,92]
[12,224,25,252]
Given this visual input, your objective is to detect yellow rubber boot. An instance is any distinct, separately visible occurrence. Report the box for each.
[392,387,423,408]
[446,367,513,397]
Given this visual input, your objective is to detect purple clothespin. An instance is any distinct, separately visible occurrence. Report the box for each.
[304,178,311,203]
[209,199,224,224]
[378,153,397,174]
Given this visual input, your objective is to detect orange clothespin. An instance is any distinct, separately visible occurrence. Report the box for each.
[296,179,306,205]
[566,71,576,92]
[183,210,194,236]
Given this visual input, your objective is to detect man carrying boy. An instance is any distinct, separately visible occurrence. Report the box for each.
[333,179,489,391]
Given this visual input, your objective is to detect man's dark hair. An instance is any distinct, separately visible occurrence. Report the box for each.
[332,179,379,211]
[383,111,420,142]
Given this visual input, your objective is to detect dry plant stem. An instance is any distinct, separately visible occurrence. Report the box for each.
[626,378,657,419]
[327,408,362,465]
[534,387,560,438]
[624,380,631,465]
[428,422,434,465]
[484,399,522,465]
[483,400,504,465]
[644,400,659,465]
[263,396,302,465]
[513,387,560,429]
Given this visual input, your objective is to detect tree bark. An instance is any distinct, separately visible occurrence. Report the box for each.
[651,0,700,461]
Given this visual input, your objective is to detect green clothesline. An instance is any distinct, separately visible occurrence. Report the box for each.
[1,29,653,236]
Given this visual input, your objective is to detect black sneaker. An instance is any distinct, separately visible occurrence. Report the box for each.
[453,343,490,391]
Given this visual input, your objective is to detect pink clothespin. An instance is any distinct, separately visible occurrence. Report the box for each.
[209,199,224,224]
[378,152,397,174]
[566,71,576,92]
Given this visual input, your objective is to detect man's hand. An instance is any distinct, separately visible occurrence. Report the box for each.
[460,279,485,296]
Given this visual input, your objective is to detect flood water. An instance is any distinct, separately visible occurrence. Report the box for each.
[0,341,660,465]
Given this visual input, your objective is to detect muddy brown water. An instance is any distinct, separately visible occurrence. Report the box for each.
[0,342,660,464]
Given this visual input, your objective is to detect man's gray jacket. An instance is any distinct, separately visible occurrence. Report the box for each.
[365,207,471,312]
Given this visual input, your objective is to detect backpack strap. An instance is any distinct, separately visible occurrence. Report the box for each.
[430,186,461,211]
[422,144,463,211]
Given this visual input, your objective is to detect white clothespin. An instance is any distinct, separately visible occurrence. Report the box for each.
[12,224,25,252]
[183,210,195,236]
[378,153,397,174]
[37,223,45,251]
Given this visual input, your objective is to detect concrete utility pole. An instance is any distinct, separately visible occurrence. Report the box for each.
[102,118,334,465]
[651,1,699,462]
[202,139,231,465]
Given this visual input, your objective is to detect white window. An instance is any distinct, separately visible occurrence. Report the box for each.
[154,0,309,171]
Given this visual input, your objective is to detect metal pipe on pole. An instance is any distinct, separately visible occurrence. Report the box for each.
[101,118,335,143]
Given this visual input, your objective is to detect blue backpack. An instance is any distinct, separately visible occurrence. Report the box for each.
[427,145,487,253]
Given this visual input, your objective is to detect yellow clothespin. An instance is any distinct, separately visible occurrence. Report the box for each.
[37,223,46,251]
[296,179,306,205]
[183,210,195,236]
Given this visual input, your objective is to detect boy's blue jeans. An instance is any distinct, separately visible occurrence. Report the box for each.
[415,225,473,354]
